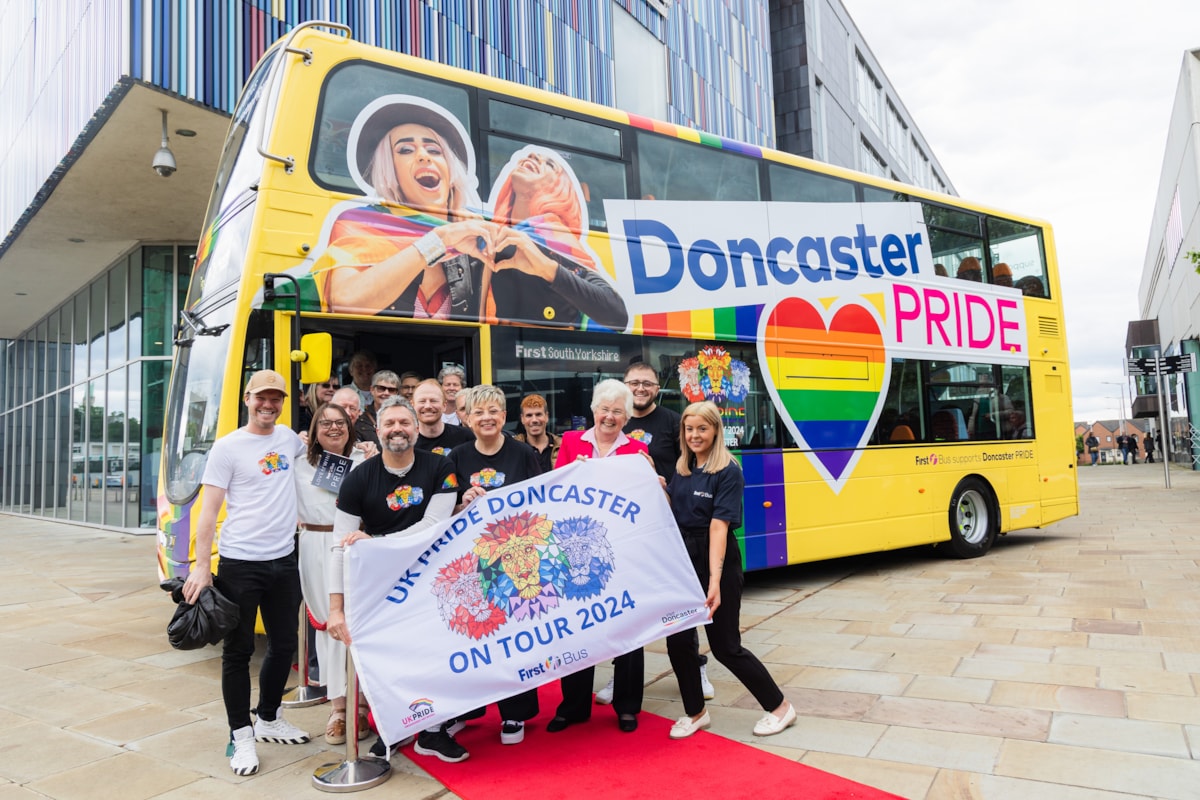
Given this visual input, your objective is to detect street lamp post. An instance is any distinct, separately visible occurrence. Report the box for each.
[1100,381,1128,435]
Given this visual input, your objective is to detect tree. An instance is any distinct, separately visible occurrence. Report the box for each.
[1191,250,1200,272]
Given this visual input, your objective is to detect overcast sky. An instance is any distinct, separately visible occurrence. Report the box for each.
[840,0,1200,424]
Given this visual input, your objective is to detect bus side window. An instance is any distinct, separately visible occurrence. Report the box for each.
[988,216,1049,299]
[636,131,759,202]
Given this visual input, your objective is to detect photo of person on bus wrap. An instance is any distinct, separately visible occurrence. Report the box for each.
[302,94,627,331]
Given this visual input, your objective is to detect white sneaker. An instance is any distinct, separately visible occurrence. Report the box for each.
[594,676,615,705]
[752,702,797,736]
[230,725,259,775]
[669,711,711,740]
[254,713,310,744]
[500,720,525,744]
[700,664,715,701]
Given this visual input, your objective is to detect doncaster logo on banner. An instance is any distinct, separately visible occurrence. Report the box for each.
[344,455,709,744]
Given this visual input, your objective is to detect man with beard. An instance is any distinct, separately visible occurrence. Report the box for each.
[325,397,465,762]
[413,379,474,455]
[447,385,543,746]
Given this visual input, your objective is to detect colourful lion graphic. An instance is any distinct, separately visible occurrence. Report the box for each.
[386,484,424,511]
[258,451,289,475]
[553,516,614,600]
[473,511,569,621]
[431,553,506,639]
[626,428,651,444]
[471,467,505,488]
[679,346,750,404]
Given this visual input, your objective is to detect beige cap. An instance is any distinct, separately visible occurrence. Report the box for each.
[245,369,289,396]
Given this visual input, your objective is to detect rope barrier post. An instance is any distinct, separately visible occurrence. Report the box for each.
[313,647,391,791]
[283,605,327,707]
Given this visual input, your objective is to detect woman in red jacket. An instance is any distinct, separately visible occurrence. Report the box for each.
[547,379,649,733]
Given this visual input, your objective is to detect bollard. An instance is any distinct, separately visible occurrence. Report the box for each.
[282,605,327,707]
[313,648,390,791]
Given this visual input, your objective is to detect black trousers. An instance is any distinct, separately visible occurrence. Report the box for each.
[667,546,783,717]
[555,648,644,720]
[217,552,302,731]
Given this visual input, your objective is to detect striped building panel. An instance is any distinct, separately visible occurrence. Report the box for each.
[2,0,773,255]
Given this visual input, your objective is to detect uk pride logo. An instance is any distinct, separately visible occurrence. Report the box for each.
[471,468,505,488]
[258,452,290,475]
[386,484,425,510]
[757,296,890,493]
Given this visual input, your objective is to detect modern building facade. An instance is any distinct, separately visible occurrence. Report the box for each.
[1132,47,1200,466]
[0,0,950,530]
[769,0,953,193]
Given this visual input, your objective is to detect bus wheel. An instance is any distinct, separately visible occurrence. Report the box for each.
[947,477,997,558]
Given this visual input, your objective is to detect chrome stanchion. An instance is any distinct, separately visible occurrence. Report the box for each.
[283,605,327,707]
[313,648,390,791]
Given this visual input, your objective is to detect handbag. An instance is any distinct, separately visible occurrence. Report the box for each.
[160,577,241,650]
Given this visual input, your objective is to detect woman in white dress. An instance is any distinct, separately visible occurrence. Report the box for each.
[295,402,376,744]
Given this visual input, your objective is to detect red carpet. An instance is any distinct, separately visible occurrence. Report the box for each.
[401,684,901,800]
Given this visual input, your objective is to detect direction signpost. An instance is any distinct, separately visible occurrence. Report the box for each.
[1125,354,1198,488]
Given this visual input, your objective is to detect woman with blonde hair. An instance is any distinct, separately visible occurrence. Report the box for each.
[664,401,795,739]
[482,145,627,330]
[311,95,494,318]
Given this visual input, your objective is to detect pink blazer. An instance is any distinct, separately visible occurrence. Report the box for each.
[555,430,649,468]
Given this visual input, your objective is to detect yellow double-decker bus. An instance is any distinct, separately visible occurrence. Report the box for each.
[156,22,1077,579]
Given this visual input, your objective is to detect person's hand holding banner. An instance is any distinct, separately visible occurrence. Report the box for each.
[343,454,707,745]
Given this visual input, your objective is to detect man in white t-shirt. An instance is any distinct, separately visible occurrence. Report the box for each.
[182,369,310,776]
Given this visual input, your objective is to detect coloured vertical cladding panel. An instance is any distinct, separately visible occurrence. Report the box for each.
[738,451,788,570]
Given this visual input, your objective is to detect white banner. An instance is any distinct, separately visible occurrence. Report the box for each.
[344,455,708,744]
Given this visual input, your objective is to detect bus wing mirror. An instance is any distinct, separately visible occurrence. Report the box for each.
[294,333,332,385]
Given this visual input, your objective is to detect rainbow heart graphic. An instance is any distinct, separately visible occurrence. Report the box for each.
[757,296,890,493]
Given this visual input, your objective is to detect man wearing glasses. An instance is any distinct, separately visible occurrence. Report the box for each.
[622,362,680,480]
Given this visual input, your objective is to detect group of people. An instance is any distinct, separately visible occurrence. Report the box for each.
[181,360,795,776]
[1084,431,1157,465]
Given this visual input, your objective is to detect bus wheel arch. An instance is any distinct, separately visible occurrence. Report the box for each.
[945,475,998,558]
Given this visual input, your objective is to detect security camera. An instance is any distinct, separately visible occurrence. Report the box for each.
[153,146,176,177]
[152,108,176,177]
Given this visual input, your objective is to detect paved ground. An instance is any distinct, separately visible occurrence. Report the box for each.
[1,461,1198,799]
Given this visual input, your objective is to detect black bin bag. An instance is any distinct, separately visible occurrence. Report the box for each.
[160,577,240,650]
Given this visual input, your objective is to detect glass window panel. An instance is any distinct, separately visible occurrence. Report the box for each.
[142,246,175,357]
[72,291,88,384]
[485,135,627,232]
[69,383,87,521]
[105,369,127,527]
[136,360,165,527]
[310,63,472,193]
[86,377,105,525]
[89,279,106,377]
[179,247,193,314]
[2,411,13,508]
[31,398,44,513]
[988,216,1048,298]
[45,310,61,392]
[129,251,143,359]
[767,164,856,203]
[35,321,47,397]
[108,257,128,368]
[872,359,926,444]
[637,132,760,201]
[54,391,70,518]
[488,100,622,157]
[861,185,905,203]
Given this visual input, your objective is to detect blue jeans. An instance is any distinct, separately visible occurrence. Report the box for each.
[217,552,302,731]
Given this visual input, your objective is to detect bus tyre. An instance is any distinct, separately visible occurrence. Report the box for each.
[946,477,997,559]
